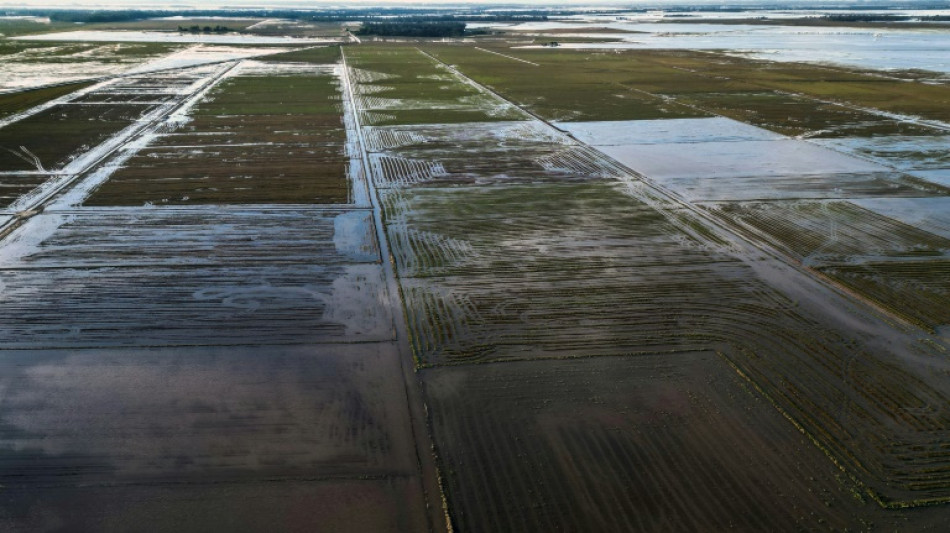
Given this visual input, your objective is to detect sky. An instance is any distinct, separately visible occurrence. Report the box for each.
[2,0,948,12]
[2,0,940,7]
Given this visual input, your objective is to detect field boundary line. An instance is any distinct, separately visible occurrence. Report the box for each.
[415,47,950,507]
[0,61,240,241]
[473,46,539,66]
[340,48,452,533]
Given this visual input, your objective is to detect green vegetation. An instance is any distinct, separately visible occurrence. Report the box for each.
[0,81,91,121]
[0,103,153,171]
[346,45,525,125]
[423,45,707,122]
[87,72,348,206]
[0,41,179,66]
[82,18,257,32]
[819,261,950,331]
[0,18,74,38]
[421,45,950,135]
[177,25,232,34]
[357,21,466,38]
[194,75,340,116]
[660,52,950,125]
[246,21,345,38]
[714,200,950,331]
[424,354,885,531]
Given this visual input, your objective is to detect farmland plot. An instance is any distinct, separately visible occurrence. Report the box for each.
[0,173,49,208]
[0,208,390,347]
[0,103,157,172]
[345,47,950,526]
[423,45,950,136]
[423,354,949,531]
[708,199,950,331]
[345,46,525,126]
[0,343,427,531]
[85,62,350,206]
[0,41,180,90]
[0,64,233,213]
[374,145,950,507]
[0,81,92,120]
[815,135,950,190]
[560,118,950,202]
[0,49,437,529]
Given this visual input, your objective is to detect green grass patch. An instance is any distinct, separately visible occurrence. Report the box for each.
[0,103,153,171]
[419,45,950,133]
[87,71,349,206]
[0,81,92,121]
[194,75,341,116]
[346,44,524,124]
[422,44,706,122]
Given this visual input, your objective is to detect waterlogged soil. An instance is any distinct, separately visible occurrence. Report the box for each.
[360,113,950,518]
[712,199,950,330]
[2,37,950,531]
[853,197,950,240]
[423,45,950,135]
[423,354,949,532]
[345,45,526,126]
[85,69,350,206]
[815,135,950,171]
[0,103,155,172]
[0,51,435,532]
[0,345,426,532]
[0,208,390,347]
[557,116,783,145]
[0,173,50,209]
[0,81,92,120]
[0,42,181,90]
[563,118,950,202]
[16,30,336,45]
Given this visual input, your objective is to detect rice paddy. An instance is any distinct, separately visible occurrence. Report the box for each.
[342,44,950,524]
[85,64,350,206]
[0,16,948,530]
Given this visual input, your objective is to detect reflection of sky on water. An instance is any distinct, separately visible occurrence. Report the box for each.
[509,21,950,74]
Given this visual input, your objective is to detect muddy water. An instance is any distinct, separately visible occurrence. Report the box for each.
[0,56,435,530]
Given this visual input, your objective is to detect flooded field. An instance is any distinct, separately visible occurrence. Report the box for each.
[344,42,950,526]
[560,118,949,202]
[504,20,950,74]
[423,44,950,133]
[0,41,440,531]
[424,353,902,530]
[0,42,181,90]
[0,13,948,530]
[86,63,349,206]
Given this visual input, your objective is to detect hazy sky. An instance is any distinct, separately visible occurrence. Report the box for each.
[0,0,919,7]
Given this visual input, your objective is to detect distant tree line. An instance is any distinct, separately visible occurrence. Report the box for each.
[178,25,231,34]
[356,21,467,38]
[19,9,554,25]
